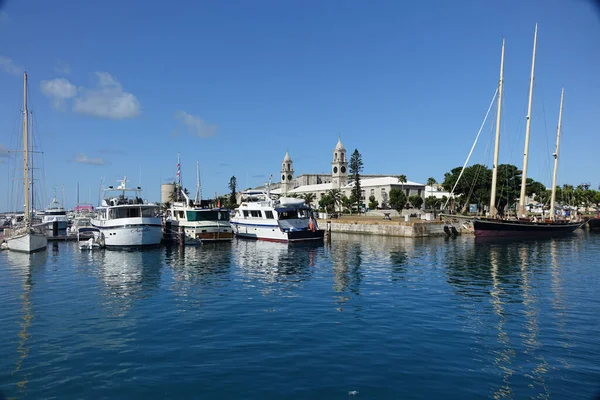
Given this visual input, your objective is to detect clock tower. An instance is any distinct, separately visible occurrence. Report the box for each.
[331,137,348,190]
[280,150,294,195]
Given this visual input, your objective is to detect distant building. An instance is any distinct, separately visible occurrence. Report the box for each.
[251,138,426,209]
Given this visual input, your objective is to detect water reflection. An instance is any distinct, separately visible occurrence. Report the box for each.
[94,249,162,314]
[518,246,550,398]
[232,239,320,284]
[4,250,47,396]
[489,245,514,399]
[165,244,232,296]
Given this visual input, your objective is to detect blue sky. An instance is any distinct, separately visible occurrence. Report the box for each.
[1,0,599,211]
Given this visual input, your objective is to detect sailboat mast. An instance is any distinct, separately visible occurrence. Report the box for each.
[22,72,30,222]
[518,24,538,217]
[29,110,34,217]
[549,88,564,220]
[195,160,201,204]
[489,39,505,218]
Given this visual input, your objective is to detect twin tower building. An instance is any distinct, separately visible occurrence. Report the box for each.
[279,138,348,195]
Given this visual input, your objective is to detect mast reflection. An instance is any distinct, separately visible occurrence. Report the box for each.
[489,245,514,399]
[5,250,47,396]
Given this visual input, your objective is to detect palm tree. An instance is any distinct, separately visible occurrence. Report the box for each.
[426,177,437,187]
[398,174,407,194]
[301,193,316,208]
[327,189,342,213]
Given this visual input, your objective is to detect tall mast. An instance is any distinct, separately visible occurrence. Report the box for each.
[195,160,201,204]
[29,110,34,216]
[489,38,505,218]
[176,152,181,188]
[518,24,538,217]
[22,72,30,222]
[549,89,564,220]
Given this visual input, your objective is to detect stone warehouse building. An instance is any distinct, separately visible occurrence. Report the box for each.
[263,138,426,209]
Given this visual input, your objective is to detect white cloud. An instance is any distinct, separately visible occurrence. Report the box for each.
[41,78,77,99]
[175,110,217,138]
[0,56,22,76]
[40,72,141,119]
[72,72,141,119]
[40,78,78,109]
[74,153,106,165]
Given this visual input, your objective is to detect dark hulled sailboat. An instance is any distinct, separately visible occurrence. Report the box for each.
[473,26,584,238]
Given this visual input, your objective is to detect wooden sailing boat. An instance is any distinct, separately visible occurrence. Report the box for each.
[473,25,583,237]
[6,72,48,253]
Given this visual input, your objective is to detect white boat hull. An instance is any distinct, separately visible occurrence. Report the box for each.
[231,221,324,242]
[6,231,48,253]
[91,217,162,248]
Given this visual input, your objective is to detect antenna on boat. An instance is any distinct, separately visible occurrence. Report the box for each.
[549,88,564,221]
[518,23,538,217]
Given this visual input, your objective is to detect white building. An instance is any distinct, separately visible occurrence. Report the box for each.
[264,138,426,210]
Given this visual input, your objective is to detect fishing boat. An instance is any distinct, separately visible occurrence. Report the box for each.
[166,160,233,244]
[5,73,48,253]
[473,25,583,237]
[91,176,162,248]
[230,180,324,242]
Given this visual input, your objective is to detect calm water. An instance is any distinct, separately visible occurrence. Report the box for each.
[1,232,599,399]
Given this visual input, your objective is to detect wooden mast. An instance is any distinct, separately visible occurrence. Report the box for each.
[549,89,564,220]
[489,39,505,218]
[518,24,538,217]
[23,72,30,222]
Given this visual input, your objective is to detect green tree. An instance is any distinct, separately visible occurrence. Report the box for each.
[424,196,439,210]
[368,195,378,210]
[443,164,492,213]
[398,174,407,193]
[409,195,424,209]
[426,177,437,187]
[349,149,364,212]
[301,192,316,208]
[327,189,342,212]
[319,194,335,213]
[341,195,353,214]
[228,176,238,208]
[389,188,407,213]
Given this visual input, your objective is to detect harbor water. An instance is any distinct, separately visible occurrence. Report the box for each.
[1,232,599,399]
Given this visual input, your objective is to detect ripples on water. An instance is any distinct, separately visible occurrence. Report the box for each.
[1,233,600,399]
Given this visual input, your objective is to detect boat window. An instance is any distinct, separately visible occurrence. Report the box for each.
[112,207,141,219]
[250,210,262,218]
[265,211,274,219]
[243,210,249,218]
[278,210,299,220]
[141,207,156,217]
[186,210,230,221]
[296,209,310,219]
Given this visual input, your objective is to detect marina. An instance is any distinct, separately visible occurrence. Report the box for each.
[1,1,600,398]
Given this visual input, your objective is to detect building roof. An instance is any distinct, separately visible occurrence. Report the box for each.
[351,176,425,188]
[271,176,425,195]
[335,137,345,151]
